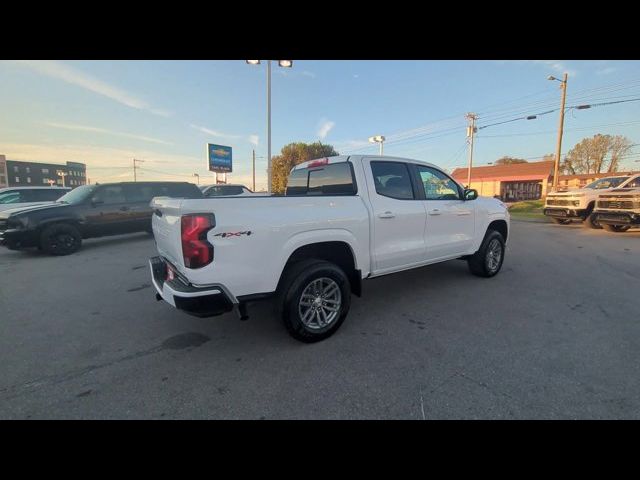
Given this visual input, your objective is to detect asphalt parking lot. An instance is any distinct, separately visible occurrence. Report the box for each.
[1,221,639,419]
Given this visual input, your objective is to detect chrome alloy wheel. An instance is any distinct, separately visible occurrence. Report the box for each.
[485,238,503,273]
[298,277,342,330]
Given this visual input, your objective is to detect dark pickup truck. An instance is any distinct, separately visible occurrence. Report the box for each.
[0,181,203,255]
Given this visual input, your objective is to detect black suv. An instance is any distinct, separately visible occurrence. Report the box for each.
[0,182,203,255]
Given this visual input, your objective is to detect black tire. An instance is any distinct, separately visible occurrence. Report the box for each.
[583,211,602,229]
[602,224,630,233]
[552,218,572,225]
[40,223,82,256]
[467,230,505,278]
[278,259,351,343]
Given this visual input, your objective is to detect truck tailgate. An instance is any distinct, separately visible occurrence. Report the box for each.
[150,196,186,270]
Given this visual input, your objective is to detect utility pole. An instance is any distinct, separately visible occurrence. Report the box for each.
[465,113,478,188]
[252,149,256,192]
[551,73,568,191]
[133,158,144,182]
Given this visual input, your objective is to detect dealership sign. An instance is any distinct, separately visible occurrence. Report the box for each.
[207,144,232,173]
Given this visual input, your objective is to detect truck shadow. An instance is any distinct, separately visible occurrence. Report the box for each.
[3,232,153,258]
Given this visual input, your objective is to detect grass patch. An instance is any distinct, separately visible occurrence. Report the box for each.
[508,200,546,220]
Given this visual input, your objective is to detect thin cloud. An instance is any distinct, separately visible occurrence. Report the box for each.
[317,119,335,139]
[530,60,577,77]
[15,60,171,117]
[46,122,173,145]
[597,67,617,76]
[191,124,258,146]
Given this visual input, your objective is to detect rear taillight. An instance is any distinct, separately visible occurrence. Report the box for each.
[181,213,215,269]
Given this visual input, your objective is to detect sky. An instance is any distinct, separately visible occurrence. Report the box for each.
[1,60,640,190]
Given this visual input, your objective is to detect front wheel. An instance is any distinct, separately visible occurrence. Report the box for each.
[468,230,505,278]
[40,223,82,256]
[602,224,631,233]
[583,212,602,229]
[278,260,351,343]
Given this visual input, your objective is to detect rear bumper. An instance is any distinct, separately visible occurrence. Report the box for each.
[543,207,588,219]
[0,228,39,249]
[149,256,236,317]
[593,211,640,226]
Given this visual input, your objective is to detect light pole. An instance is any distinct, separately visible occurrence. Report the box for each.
[465,113,478,188]
[369,135,386,155]
[56,170,67,187]
[193,173,200,185]
[549,73,568,191]
[246,60,293,194]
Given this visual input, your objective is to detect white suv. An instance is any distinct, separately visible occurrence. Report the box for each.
[543,174,640,228]
[593,187,640,232]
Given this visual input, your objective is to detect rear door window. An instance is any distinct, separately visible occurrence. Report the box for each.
[93,185,126,204]
[370,162,415,200]
[125,184,155,203]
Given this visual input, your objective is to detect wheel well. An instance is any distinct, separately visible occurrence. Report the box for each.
[281,241,361,296]
[488,219,508,242]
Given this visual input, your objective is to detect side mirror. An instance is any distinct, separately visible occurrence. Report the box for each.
[464,188,478,201]
[90,198,104,206]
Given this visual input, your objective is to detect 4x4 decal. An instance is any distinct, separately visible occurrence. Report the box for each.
[213,231,252,238]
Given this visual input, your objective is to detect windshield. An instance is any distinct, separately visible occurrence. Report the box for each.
[0,192,21,204]
[56,185,97,204]
[584,177,628,190]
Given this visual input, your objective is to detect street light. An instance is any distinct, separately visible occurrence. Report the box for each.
[548,73,568,191]
[246,60,294,194]
[193,173,200,185]
[369,135,386,155]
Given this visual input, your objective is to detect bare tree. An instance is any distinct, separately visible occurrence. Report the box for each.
[562,134,632,174]
[608,135,633,172]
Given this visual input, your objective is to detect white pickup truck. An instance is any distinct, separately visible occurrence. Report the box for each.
[149,155,510,342]
[543,173,640,227]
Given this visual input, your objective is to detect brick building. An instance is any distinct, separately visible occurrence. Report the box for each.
[450,160,640,202]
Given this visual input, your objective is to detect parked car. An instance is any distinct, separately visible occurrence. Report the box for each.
[149,155,510,343]
[200,184,255,197]
[0,187,70,212]
[0,182,203,255]
[543,174,640,228]
[592,187,640,232]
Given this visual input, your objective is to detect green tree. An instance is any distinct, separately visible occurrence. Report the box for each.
[271,141,339,194]
[494,156,528,165]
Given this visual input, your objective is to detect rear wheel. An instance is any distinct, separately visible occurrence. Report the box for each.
[468,230,505,278]
[40,223,82,256]
[552,218,572,225]
[602,224,631,233]
[278,259,351,343]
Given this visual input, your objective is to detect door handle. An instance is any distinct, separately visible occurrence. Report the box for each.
[457,211,471,216]
[428,209,441,215]
[378,211,395,219]
[119,206,130,211]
